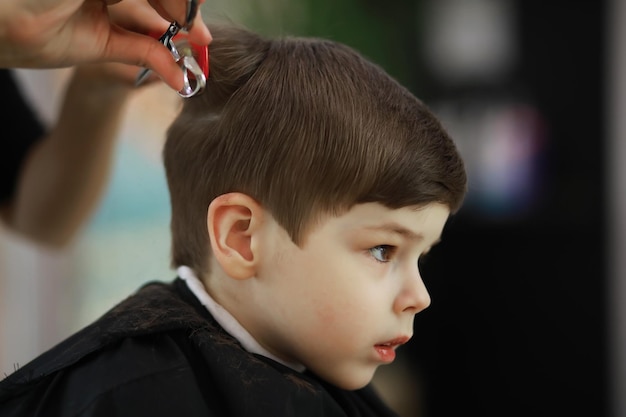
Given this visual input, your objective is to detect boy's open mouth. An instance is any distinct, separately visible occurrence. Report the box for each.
[374,336,410,362]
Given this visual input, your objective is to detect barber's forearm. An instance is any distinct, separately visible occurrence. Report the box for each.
[9,68,133,247]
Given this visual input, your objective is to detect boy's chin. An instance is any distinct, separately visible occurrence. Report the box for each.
[316,367,377,391]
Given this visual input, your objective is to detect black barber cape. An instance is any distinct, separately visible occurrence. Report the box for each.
[0,278,400,417]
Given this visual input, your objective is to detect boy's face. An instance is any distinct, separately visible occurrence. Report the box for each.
[250,202,450,390]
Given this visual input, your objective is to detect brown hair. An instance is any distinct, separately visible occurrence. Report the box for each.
[163,23,467,275]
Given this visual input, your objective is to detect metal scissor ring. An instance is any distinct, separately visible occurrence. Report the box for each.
[172,40,206,98]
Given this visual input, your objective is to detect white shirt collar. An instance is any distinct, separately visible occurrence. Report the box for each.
[177,265,306,372]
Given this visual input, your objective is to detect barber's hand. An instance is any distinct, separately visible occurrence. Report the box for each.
[0,0,212,91]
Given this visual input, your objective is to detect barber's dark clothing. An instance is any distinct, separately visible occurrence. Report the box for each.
[0,278,399,417]
[0,69,46,204]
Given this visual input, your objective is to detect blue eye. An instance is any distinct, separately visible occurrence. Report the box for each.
[369,245,395,263]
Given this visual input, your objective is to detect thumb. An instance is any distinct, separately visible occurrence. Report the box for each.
[185,9,212,46]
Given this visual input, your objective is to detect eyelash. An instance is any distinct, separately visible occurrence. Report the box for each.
[369,245,434,265]
[369,245,396,263]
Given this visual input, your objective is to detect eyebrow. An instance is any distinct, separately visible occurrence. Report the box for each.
[364,223,427,242]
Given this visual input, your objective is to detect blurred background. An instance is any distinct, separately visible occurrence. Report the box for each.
[0,1,622,416]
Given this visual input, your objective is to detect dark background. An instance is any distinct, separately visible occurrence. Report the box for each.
[411,2,609,417]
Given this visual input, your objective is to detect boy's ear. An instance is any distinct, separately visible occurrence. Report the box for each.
[207,192,263,280]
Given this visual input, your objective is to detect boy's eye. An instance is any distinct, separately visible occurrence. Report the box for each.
[369,245,395,263]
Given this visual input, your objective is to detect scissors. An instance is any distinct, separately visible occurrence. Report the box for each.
[135,0,208,98]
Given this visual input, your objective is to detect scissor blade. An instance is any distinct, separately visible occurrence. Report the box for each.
[134,67,152,87]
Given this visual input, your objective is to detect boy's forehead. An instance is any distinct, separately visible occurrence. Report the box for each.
[319,202,450,239]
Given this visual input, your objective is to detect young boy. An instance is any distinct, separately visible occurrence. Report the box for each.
[0,22,467,417]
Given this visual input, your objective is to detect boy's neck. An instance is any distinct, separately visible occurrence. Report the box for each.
[177,265,306,372]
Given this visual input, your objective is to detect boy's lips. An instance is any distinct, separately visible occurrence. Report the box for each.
[374,336,410,363]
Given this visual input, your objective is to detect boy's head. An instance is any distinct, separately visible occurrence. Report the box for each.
[163,23,467,389]
[164,24,466,275]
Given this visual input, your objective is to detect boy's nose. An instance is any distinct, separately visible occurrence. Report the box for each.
[393,265,431,315]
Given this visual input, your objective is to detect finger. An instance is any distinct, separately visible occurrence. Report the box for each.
[105,27,184,91]
[185,9,212,46]
[108,0,170,36]
[74,62,149,88]
[147,0,206,27]
[147,0,180,24]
